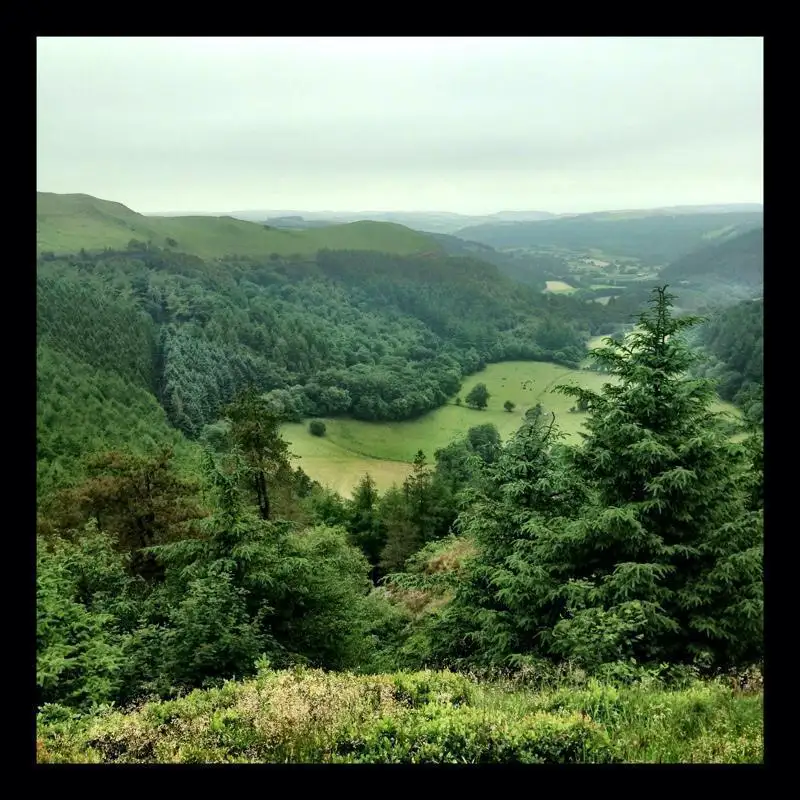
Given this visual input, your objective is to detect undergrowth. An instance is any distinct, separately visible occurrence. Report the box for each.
[37,666,762,764]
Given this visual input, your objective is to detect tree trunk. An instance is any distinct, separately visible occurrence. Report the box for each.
[255,471,270,520]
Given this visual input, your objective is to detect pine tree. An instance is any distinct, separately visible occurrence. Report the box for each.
[426,288,762,673]
[347,474,388,581]
[423,406,587,667]
[225,387,292,520]
[545,287,763,670]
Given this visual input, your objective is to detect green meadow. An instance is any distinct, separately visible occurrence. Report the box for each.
[544,280,577,293]
[285,361,616,495]
[284,358,743,496]
[36,193,438,258]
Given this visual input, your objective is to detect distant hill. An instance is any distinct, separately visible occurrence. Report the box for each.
[262,216,336,229]
[37,193,440,258]
[598,227,764,317]
[660,227,763,289]
[147,209,558,234]
[455,211,763,265]
[430,233,569,288]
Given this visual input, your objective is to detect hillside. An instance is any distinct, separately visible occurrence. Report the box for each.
[36,239,614,493]
[455,211,763,265]
[430,233,571,288]
[659,227,763,288]
[36,192,440,258]
[691,297,763,425]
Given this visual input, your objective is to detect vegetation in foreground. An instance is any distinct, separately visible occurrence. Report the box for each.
[38,667,762,764]
[36,287,763,764]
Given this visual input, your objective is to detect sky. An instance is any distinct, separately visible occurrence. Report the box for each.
[36,37,763,215]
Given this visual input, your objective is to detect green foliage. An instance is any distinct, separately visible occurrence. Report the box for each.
[35,215,765,761]
[37,262,157,391]
[693,298,763,422]
[378,451,457,575]
[550,288,762,669]
[39,243,602,445]
[225,388,293,520]
[36,344,187,496]
[308,420,326,437]
[420,289,762,674]
[465,382,490,410]
[38,447,205,580]
[345,474,388,578]
[37,668,760,764]
[37,525,134,710]
[334,703,613,764]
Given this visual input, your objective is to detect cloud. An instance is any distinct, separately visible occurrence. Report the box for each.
[37,37,763,214]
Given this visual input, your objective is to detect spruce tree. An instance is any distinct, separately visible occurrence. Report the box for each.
[424,406,588,668]
[427,288,762,673]
[546,287,762,670]
[224,387,292,520]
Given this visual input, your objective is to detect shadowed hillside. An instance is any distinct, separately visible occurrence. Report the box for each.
[659,227,763,288]
[455,211,763,265]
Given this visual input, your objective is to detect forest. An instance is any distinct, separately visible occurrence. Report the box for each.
[692,298,763,426]
[37,276,764,762]
[36,240,624,495]
[35,187,764,762]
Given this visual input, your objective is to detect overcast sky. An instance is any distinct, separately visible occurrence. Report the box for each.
[37,37,763,215]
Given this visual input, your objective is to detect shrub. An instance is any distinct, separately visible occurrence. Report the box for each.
[309,420,326,437]
[389,670,474,708]
[332,704,615,764]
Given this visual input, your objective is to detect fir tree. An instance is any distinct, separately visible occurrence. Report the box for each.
[546,287,763,670]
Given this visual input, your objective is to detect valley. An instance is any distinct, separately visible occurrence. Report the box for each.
[36,37,764,766]
[283,359,742,495]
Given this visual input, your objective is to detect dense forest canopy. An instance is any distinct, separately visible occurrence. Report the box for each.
[37,288,763,723]
[36,201,632,496]
[691,298,763,426]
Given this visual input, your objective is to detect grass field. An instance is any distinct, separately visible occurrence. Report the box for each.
[544,280,577,293]
[284,358,744,496]
[284,361,615,495]
[36,193,439,258]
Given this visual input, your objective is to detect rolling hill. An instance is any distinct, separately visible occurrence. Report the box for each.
[36,193,441,258]
[659,227,763,288]
[455,211,763,265]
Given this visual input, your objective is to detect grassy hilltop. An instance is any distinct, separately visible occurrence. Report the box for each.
[37,192,441,258]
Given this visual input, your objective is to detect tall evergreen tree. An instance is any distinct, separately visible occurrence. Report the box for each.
[546,287,763,670]
[427,288,762,673]
[224,388,292,520]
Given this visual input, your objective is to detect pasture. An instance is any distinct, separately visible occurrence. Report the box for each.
[284,361,615,495]
[284,358,744,497]
[544,280,577,293]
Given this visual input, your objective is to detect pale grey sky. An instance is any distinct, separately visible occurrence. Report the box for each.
[36,37,763,215]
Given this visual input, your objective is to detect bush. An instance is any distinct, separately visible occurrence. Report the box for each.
[309,420,326,437]
[37,669,762,764]
[389,670,474,708]
[332,704,615,764]
[465,383,490,410]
